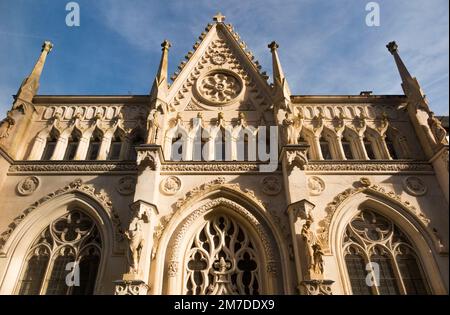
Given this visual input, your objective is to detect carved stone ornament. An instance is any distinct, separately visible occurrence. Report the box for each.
[261,176,282,196]
[301,279,334,295]
[316,184,434,255]
[114,280,149,295]
[308,176,325,196]
[116,176,136,196]
[197,70,242,105]
[403,176,427,196]
[210,51,227,65]
[1,178,124,254]
[160,176,182,195]
[16,176,40,196]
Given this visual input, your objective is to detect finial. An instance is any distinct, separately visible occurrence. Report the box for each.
[42,41,53,53]
[268,41,279,52]
[213,12,226,23]
[386,41,398,55]
[161,39,171,51]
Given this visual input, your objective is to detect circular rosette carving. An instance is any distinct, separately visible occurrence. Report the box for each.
[160,176,182,195]
[308,176,325,196]
[116,176,136,196]
[261,176,281,196]
[403,176,427,196]
[197,70,242,105]
[17,176,40,196]
[210,51,227,65]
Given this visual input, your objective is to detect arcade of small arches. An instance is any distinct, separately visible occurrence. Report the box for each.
[162,114,409,162]
[26,120,145,162]
[26,110,410,163]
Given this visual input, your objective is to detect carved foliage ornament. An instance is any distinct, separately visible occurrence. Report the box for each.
[114,280,149,295]
[308,176,325,196]
[160,176,182,195]
[261,176,282,196]
[17,176,40,196]
[403,176,427,196]
[210,50,227,65]
[116,176,136,196]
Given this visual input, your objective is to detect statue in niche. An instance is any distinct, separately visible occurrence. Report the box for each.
[312,243,324,274]
[301,218,324,276]
[125,207,149,274]
[147,109,161,144]
[301,219,315,272]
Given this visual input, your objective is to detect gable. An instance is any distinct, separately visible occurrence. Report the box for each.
[167,22,273,114]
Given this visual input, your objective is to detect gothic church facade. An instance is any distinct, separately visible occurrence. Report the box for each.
[0,14,448,295]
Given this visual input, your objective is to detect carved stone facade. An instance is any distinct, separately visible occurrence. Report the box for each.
[0,14,448,295]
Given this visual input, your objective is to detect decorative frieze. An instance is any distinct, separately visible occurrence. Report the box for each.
[305,161,434,173]
[8,162,137,174]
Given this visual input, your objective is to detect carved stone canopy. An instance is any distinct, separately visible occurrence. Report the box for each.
[287,199,315,222]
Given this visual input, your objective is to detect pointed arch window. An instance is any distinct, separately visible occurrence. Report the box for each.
[87,129,102,160]
[184,214,261,295]
[108,131,123,160]
[319,136,332,160]
[16,210,102,295]
[343,209,429,295]
[363,137,376,160]
[171,133,184,161]
[64,130,81,160]
[214,130,226,161]
[41,129,59,160]
[341,138,354,160]
[298,134,312,159]
[385,136,398,159]
[128,133,144,161]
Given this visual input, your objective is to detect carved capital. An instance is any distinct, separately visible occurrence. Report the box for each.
[114,280,149,295]
[300,279,334,295]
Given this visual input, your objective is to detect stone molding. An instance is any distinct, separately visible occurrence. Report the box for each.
[0,178,124,254]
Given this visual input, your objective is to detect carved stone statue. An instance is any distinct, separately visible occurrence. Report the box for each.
[146,110,161,144]
[301,219,315,272]
[312,243,324,274]
[428,112,448,145]
[0,113,15,139]
[125,207,149,274]
[301,219,324,276]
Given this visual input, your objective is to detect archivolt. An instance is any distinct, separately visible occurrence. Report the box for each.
[0,178,124,255]
[317,181,442,255]
[167,197,276,264]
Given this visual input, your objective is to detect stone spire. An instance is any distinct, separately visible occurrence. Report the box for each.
[386,41,428,110]
[150,40,171,101]
[268,41,292,111]
[15,41,53,104]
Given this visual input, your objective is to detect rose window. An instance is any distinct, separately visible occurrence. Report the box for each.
[198,72,242,104]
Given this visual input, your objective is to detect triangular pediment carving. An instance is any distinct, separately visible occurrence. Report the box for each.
[167,22,273,113]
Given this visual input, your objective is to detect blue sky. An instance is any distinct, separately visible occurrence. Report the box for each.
[0,0,448,118]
